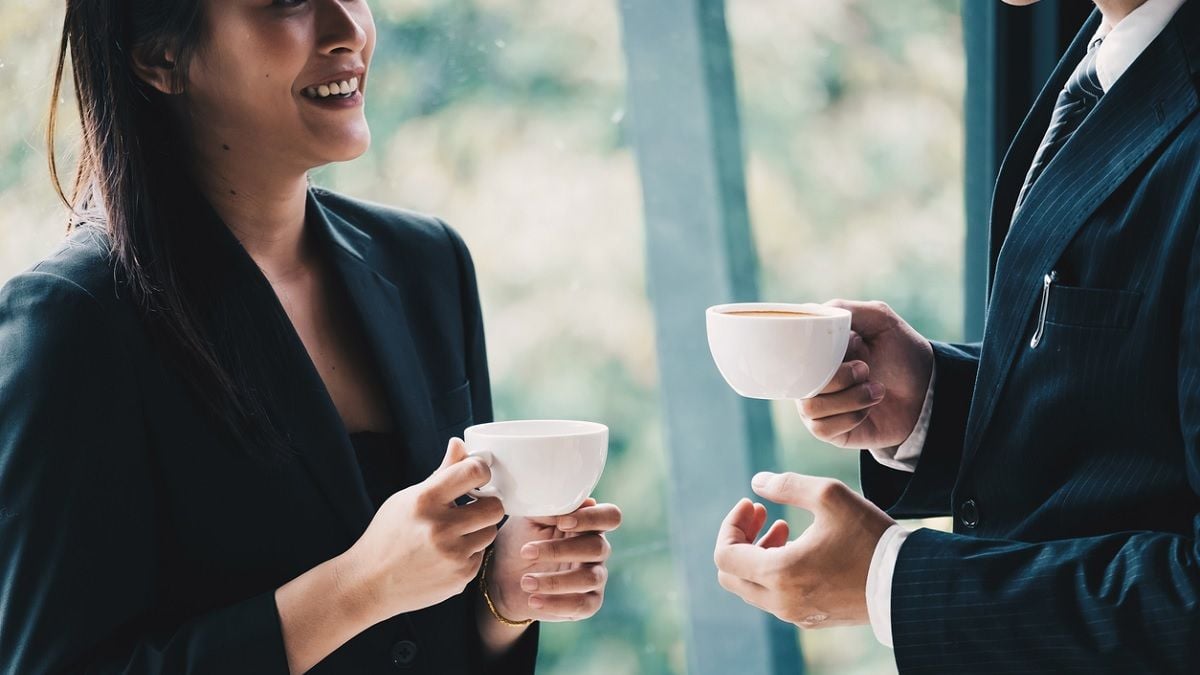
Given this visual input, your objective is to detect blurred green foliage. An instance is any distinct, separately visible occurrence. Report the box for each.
[0,1,962,673]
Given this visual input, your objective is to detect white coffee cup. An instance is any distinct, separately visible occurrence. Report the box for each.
[706,302,852,400]
[464,420,608,517]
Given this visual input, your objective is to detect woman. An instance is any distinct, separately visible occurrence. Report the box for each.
[0,0,621,673]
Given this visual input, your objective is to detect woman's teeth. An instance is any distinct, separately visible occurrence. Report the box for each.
[303,77,360,99]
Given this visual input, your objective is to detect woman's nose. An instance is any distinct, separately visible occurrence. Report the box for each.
[316,0,370,55]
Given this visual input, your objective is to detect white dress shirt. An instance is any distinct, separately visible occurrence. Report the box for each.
[863,0,1187,649]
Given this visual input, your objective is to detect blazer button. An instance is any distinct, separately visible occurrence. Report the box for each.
[959,499,979,529]
[391,640,418,669]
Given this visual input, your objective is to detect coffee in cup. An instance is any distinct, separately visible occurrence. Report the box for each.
[464,420,608,517]
[706,302,851,400]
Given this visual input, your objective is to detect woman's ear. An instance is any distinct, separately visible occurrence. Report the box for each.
[130,44,182,95]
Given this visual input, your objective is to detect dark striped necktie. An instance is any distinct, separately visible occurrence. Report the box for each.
[1013,38,1106,215]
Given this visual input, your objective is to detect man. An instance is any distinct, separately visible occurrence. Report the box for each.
[713,0,1200,672]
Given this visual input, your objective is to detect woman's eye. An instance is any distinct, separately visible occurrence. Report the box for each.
[273,0,307,7]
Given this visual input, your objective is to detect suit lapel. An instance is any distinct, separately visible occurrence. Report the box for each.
[310,193,441,484]
[985,11,1101,289]
[963,6,1200,473]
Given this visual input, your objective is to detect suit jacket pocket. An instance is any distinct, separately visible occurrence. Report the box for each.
[432,380,473,432]
[1046,285,1142,330]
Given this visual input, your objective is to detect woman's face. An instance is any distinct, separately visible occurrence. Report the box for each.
[184,0,376,171]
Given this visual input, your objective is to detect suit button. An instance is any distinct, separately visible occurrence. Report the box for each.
[391,640,418,669]
[959,499,979,529]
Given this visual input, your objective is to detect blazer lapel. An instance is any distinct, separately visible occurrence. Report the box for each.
[180,197,375,539]
[963,6,1200,473]
[309,193,441,483]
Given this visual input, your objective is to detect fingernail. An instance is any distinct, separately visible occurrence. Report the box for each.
[521,576,539,592]
[521,544,539,560]
[852,362,868,382]
[867,382,885,400]
[529,596,545,609]
[559,516,578,530]
[752,472,772,488]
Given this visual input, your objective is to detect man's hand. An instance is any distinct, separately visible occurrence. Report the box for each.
[798,300,934,449]
[713,472,896,628]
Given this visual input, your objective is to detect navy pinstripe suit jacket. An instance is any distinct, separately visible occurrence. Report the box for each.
[861,5,1200,673]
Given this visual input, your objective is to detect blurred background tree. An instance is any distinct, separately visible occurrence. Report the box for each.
[0,1,963,672]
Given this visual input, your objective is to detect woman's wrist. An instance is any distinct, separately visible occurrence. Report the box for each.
[475,549,533,657]
[276,553,375,675]
[330,547,381,629]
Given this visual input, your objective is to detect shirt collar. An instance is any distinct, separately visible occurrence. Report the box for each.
[1090,0,1187,92]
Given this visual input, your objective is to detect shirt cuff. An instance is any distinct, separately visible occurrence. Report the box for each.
[866,362,937,473]
[865,524,910,649]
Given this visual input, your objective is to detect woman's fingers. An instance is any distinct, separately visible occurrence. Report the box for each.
[527,591,603,620]
[558,502,623,533]
[521,563,607,594]
[461,525,499,554]
[447,496,505,534]
[521,533,611,563]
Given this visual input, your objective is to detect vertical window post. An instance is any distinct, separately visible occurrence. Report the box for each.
[617,1,803,673]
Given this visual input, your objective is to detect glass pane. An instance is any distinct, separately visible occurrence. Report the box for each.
[1,2,964,674]
[728,1,965,673]
[317,2,678,673]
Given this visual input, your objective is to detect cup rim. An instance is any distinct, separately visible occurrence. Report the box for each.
[706,302,850,319]
[464,419,608,439]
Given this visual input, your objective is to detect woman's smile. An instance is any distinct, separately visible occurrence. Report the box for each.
[300,68,365,109]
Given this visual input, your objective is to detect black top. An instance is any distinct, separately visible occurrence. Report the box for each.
[0,187,537,673]
[350,431,406,510]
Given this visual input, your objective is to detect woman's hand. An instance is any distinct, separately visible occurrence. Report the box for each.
[486,499,622,623]
[338,438,506,626]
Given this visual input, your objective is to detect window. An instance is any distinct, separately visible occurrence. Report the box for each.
[0,1,974,673]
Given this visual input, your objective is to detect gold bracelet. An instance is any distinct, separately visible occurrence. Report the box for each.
[480,547,534,628]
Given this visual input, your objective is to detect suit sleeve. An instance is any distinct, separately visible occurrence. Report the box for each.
[860,341,980,518]
[887,230,1200,674]
[442,222,540,673]
[0,272,289,675]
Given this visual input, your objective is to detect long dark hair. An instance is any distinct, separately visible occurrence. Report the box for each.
[49,1,288,459]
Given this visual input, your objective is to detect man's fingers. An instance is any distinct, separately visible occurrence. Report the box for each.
[756,519,790,549]
[751,472,847,514]
[717,571,771,611]
[521,564,607,595]
[557,502,623,533]
[844,331,868,362]
[825,299,896,339]
[521,533,611,563]
[803,408,872,445]
[713,539,770,580]
[716,498,762,551]
[749,502,768,542]
[814,361,869,397]
[800,380,885,420]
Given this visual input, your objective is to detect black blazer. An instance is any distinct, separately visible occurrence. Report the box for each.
[0,187,537,673]
[861,5,1200,674]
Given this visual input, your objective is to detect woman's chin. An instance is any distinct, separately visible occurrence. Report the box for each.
[311,134,371,166]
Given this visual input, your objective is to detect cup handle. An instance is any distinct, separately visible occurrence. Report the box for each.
[467,450,501,499]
